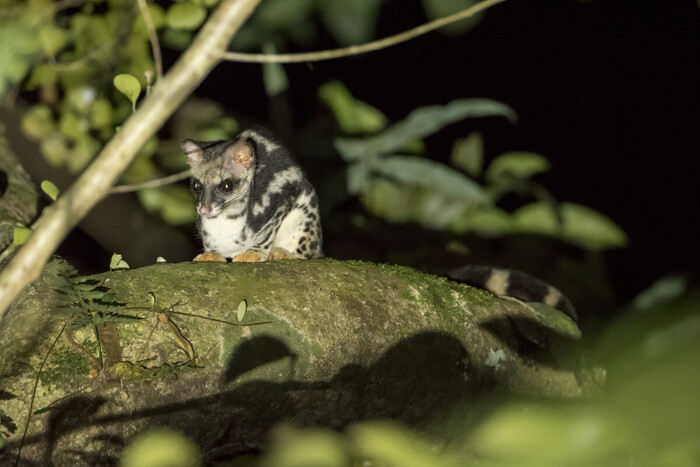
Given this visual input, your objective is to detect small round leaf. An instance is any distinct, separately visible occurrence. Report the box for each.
[40,180,60,201]
[113,74,142,110]
[13,227,33,246]
[166,3,207,30]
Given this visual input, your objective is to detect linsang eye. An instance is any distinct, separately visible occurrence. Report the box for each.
[219,180,234,192]
[192,180,202,191]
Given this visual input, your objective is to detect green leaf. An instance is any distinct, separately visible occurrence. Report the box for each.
[165,3,207,30]
[421,0,484,35]
[263,427,347,467]
[40,134,70,167]
[447,206,514,235]
[113,74,141,111]
[26,64,58,89]
[334,98,517,161]
[262,43,288,97]
[34,406,57,415]
[319,81,389,134]
[110,253,130,270]
[450,132,484,178]
[373,156,489,203]
[40,180,60,201]
[237,300,247,322]
[13,227,32,246]
[120,427,201,467]
[513,202,628,250]
[320,0,383,46]
[39,26,68,57]
[90,98,113,129]
[21,105,56,140]
[138,186,196,225]
[485,151,550,183]
[350,421,451,467]
[632,276,687,311]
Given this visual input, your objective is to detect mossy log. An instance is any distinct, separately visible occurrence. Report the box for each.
[0,257,591,464]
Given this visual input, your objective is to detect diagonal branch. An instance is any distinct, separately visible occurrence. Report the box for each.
[0,0,262,320]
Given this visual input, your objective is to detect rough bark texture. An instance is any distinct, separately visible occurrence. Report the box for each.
[0,122,39,255]
[0,256,594,465]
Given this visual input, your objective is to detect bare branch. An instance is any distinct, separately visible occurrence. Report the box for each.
[221,0,507,64]
[0,0,263,320]
[109,169,192,194]
[136,0,164,82]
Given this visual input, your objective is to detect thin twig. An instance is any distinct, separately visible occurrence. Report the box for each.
[136,0,164,82]
[109,169,192,194]
[221,0,507,64]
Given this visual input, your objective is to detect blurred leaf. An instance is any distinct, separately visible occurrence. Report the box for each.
[262,426,347,467]
[422,0,484,35]
[374,156,489,203]
[40,180,60,201]
[120,427,201,467]
[362,179,419,223]
[68,136,101,173]
[58,111,86,141]
[450,131,484,178]
[38,26,68,57]
[231,0,314,51]
[26,64,58,89]
[90,98,114,129]
[110,253,130,270]
[0,20,41,97]
[485,152,550,183]
[113,73,141,111]
[632,276,687,312]
[350,420,452,467]
[138,186,196,225]
[134,4,165,36]
[346,163,369,195]
[513,202,627,250]
[40,134,70,167]
[161,28,193,50]
[21,104,56,140]
[335,98,517,161]
[165,2,207,30]
[319,80,389,134]
[262,42,288,97]
[319,0,383,46]
[13,227,32,246]
[448,206,513,234]
[470,404,629,465]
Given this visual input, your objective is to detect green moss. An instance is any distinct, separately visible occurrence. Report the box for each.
[39,347,92,390]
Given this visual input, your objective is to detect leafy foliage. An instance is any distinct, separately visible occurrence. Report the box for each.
[326,88,626,250]
[43,257,142,328]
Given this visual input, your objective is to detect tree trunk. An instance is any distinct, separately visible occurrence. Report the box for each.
[0,255,595,465]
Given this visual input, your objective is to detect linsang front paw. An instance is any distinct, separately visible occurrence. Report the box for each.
[193,252,227,262]
[268,247,293,261]
[233,250,265,262]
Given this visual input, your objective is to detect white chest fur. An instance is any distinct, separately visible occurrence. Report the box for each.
[200,214,250,257]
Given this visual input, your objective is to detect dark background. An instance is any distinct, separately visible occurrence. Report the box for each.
[193,0,699,305]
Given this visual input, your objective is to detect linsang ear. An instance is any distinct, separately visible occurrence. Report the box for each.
[181,139,204,167]
[223,141,254,174]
